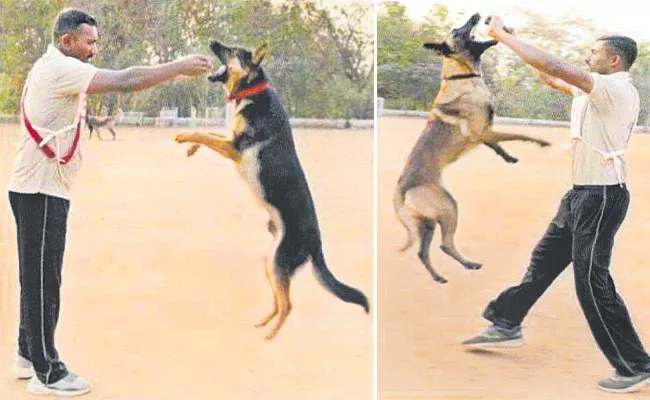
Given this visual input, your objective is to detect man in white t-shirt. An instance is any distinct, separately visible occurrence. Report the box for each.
[462,16,650,394]
[7,8,212,397]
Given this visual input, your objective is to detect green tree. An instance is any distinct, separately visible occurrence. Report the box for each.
[0,0,65,113]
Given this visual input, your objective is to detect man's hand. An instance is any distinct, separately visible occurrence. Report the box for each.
[176,55,214,77]
[486,15,515,40]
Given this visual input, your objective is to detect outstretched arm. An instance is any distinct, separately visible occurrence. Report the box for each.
[487,15,594,94]
[529,66,575,97]
[87,55,213,94]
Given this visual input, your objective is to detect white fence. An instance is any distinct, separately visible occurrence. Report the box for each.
[1,110,373,130]
[155,107,179,127]
[117,111,144,126]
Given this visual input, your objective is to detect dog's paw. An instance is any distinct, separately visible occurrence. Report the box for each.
[187,144,200,157]
[175,134,188,143]
[264,330,279,341]
[537,140,552,147]
[505,157,519,164]
[434,276,448,284]
[465,262,483,270]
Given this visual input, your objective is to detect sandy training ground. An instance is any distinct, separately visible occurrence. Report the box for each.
[0,123,373,400]
[378,116,650,399]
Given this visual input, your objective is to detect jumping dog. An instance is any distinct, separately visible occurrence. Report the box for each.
[175,41,369,339]
[394,13,551,284]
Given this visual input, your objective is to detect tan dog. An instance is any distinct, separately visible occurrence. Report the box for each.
[394,13,551,284]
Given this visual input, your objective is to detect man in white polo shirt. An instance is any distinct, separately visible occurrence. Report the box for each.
[462,16,650,393]
[7,8,212,397]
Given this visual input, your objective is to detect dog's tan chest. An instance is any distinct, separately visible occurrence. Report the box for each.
[433,81,494,138]
[237,144,269,207]
[230,99,253,138]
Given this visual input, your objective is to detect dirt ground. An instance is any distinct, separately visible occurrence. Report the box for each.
[378,116,650,399]
[0,124,373,400]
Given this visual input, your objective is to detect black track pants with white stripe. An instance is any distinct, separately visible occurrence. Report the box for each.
[9,191,69,384]
[483,185,650,376]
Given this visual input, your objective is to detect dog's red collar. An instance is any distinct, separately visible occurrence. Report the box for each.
[226,82,270,102]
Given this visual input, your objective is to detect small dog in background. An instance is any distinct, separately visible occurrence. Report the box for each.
[86,108,121,140]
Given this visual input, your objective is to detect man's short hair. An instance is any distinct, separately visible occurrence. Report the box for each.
[597,35,637,70]
[52,9,97,43]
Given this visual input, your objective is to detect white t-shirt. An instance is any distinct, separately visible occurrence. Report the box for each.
[569,71,639,185]
[8,45,97,200]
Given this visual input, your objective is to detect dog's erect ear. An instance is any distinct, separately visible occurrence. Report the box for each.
[423,42,452,56]
[252,43,268,66]
[470,40,499,56]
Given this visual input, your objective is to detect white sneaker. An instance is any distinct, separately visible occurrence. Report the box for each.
[27,373,92,397]
[12,354,34,379]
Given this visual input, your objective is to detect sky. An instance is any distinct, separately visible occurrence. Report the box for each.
[392,0,650,42]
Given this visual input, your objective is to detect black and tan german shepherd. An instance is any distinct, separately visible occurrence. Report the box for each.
[394,14,551,284]
[175,41,369,340]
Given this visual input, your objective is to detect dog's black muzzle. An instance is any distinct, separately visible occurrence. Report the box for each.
[208,65,228,83]
[457,13,499,57]
[208,41,230,83]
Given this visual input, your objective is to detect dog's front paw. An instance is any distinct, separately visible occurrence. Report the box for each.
[187,144,200,157]
[537,140,552,147]
[505,156,519,164]
[175,134,189,144]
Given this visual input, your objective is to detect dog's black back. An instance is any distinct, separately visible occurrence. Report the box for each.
[239,92,320,253]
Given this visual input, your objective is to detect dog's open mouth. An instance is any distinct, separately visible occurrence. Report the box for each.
[462,14,498,54]
[208,64,227,83]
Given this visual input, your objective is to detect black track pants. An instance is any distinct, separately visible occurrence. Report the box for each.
[483,185,650,376]
[9,191,70,384]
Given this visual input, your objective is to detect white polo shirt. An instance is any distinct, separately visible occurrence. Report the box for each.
[8,45,97,200]
[569,71,639,185]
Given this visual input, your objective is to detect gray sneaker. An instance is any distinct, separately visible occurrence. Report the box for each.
[462,325,524,349]
[598,371,650,393]
[27,373,92,397]
[12,354,34,379]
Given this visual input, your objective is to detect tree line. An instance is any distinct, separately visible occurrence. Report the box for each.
[1,0,373,120]
[378,2,650,125]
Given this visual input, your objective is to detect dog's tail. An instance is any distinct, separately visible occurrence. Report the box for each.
[310,247,369,313]
[393,187,414,252]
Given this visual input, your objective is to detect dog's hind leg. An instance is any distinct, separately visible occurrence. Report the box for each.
[416,219,448,283]
[263,261,293,340]
[256,208,283,330]
[394,187,417,252]
[255,261,280,329]
[396,205,418,252]
[402,187,450,283]
[263,243,311,340]
[255,216,282,329]
[436,189,483,271]
[109,127,116,141]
